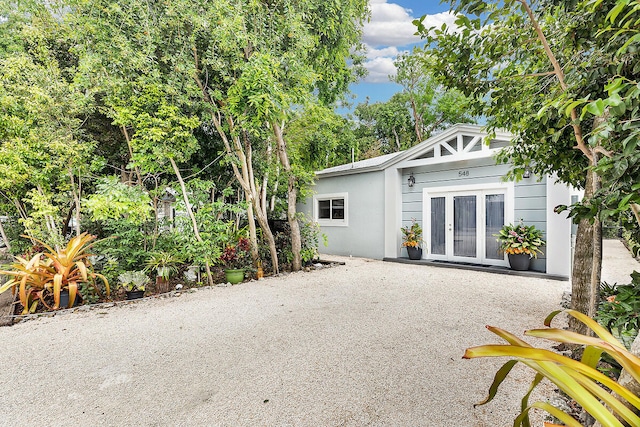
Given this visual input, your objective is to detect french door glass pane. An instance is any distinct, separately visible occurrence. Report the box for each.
[485,194,505,259]
[454,195,476,257]
[430,197,446,255]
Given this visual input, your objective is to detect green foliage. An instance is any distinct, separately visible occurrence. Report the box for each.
[144,251,182,280]
[2,218,30,256]
[117,270,150,292]
[392,47,475,142]
[353,94,415,155]
[495,220,545,258]
[84,176,153,226]
[91,219,154,272]
[286,104,357,171]
[466,309,640,427]
[298,213,325,263]
[597,272,640,349]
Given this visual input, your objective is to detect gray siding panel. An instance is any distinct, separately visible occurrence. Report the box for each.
[301,171,386,259]
[401,157,548,272]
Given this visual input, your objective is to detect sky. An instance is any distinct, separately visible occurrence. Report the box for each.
[347,0,456,110]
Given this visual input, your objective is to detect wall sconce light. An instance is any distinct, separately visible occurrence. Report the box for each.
[523,168,531,179]
[408,173,415,187]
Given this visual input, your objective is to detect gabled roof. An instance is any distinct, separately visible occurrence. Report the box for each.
[315,124,512,178]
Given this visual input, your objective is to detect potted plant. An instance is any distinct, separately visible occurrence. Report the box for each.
[220,237,251,284]
[495,220,545,270]
[117,270,150,300]
[401,219,424,260]
[0,233,110,313]
[144,251,181,293]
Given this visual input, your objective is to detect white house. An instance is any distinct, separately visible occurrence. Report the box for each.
[298,124,575,277]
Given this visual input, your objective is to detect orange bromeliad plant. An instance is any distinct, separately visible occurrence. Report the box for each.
[0,233,110,313]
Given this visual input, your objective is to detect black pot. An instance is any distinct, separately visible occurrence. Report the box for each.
[508,253,531,271]
[59,290,82,309]
[126,290,145,300]
[407,246,423,260]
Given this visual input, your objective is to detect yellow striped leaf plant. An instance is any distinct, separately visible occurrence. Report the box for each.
[465,309,640,427]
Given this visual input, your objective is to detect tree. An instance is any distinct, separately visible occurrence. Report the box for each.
[416,0,640,417]
[186,0,368,272]
[415,0,639,335]
[354,94,414,155]
[286,104,357,171]
[393,48,475,142]
[0,4,95,249]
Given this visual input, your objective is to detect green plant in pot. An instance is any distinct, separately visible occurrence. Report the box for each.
[144,251,181,293]
[117,270,150,300]
[495,220,545,271]
[220,237,251,284]
[401,219,424,260]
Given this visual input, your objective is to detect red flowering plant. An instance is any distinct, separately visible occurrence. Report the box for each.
[220,237,252,270]
[495,220,545,258]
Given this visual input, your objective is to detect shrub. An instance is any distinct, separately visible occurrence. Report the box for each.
[597,272,640,350]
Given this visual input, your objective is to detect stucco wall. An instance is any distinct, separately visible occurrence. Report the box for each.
[401,157,548,272]
[298,171,386,259]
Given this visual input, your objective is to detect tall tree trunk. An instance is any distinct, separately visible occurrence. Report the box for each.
[210,110,279,273]
[392,127,401,151]
[272,121,302,272]
[193,51,279,273]
[169,158,215,287]
[569,166,602,335]
[0,217,11,252]
[409,98,423,142]
[68,169,82,236]
[120,125,144,187]
[243,133,261,264]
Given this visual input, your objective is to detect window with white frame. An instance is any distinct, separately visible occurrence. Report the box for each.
[314,193,348,226]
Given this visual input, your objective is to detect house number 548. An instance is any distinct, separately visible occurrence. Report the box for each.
[458,170,470,177]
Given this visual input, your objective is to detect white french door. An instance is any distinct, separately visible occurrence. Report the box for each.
[424,186,512,266]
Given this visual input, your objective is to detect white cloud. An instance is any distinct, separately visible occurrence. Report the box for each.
[364,57,398,83]
[363,1,420,47]
[364,44,400,60]
[361,1,458,83]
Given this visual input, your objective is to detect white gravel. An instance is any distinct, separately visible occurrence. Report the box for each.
[0,255,578,427]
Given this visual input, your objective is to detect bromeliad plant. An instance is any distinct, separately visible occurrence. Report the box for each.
[465,309,640,427]
[0,233,110,313]
[401,219,423,248]
[117,270,150,292]
[496,220,545,257]
[144,251,182,281]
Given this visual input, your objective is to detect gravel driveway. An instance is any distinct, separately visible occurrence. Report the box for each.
[0,254,578,427]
